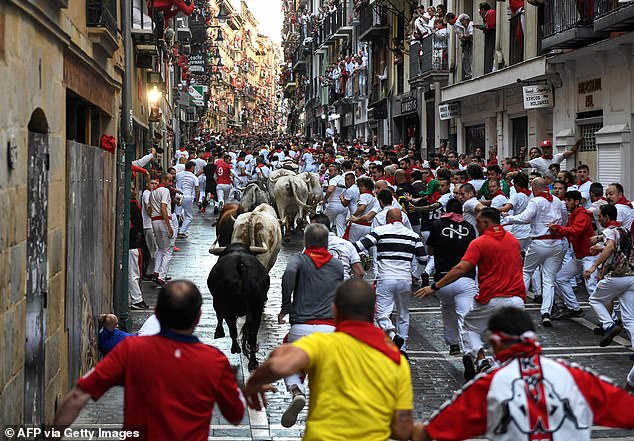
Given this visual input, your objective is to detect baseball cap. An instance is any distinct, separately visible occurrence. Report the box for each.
[540,139,553,147]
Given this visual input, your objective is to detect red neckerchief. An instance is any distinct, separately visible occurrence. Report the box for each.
[596,196,607,201]
[490,331,542,364]
[541,154,553,160]
[336,320,401,364]
[303,247,332,269]
[441,212,464,223]
[361,190,374,195]
[491,189,505,198]
[423,176,433,184]
[577,178,590,186]
[535,190,553,202]
[606,221,621,228]
[179,147,186,152]
[516,187,531,196]
[427,190,441,204]
[257,163,265,168]
[387,219,402,225]
[368,156,377,162]
[616,196,633,208]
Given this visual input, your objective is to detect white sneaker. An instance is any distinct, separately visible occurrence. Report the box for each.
[281,387,306,428]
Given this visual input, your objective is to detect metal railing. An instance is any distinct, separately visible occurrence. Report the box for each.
[544,0,594,37]
[359,3,388,38]
[594,0,628,18]
[132,0,152,31]
[509,14,524,66]
[87,0,118,36]
[409,34,449,79]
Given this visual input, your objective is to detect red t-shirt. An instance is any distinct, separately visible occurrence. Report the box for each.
[215,161,233,185]
[461,225,525,304]
[77,332,245,441]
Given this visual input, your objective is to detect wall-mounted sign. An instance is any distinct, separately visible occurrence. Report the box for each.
[522,85,553,109]
[577,78,602,112]
[401,97,417,114]
[188,52,206,73]
[439,102,460,120]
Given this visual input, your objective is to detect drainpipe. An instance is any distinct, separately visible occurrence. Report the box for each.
[114,0,134,331]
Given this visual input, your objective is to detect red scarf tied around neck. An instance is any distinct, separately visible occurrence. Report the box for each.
[577,178,590,186]
[616,196,633,209]
[336,320,402,364]
[304,247,332,269]
[535,190,553,202]
[541,154,553,160]
[490,330,542,364]
[516,187,531,196]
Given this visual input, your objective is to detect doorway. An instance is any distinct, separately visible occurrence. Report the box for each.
[24,109,49,426]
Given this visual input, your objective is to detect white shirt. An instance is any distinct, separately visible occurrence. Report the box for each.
[490,194,509,210]
[357,192,379,217]
[174,163,185,173]
[616,203,634,230]
[528,153,564,174]
[193,158,207,175]
[470,179,485,192]
[141,189,152,229]
[372,205,413,230]
[174,149,189,161]
[327,174,346,206]
[508,192,531,240]
[149,187,172,218]
[175,171,199,198]
[137,314,161,336]
[344,184,360,215]
[503,195,563,244]
[462,197,479,229]
[570,180,592,209]
[328,233,361,280]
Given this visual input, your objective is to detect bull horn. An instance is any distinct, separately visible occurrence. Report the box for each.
[230,215,237,222]
[249,245,268,254]
[209,246,227,255]
[237,186,247,191]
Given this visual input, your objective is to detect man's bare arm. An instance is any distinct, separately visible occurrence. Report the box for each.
[52,386,92,428]
[390,409,414,441]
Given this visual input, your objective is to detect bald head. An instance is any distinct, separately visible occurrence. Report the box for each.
[532,178,548,192]
[386,208,402,222]
[375,179,389,192]
[156,280,202,331]
[334,278,376,322]
[394,169,407,184]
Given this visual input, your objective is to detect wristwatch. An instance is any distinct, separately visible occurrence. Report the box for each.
[430,282,439,291]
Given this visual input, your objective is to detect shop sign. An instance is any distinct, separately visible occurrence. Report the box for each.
[522,85,553,109]
[401,96,417,114]
[438,102,460,120]
[188,52,206,73]
[577,78,602,111]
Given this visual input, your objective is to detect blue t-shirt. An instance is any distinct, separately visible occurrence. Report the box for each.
[99,328,132,355]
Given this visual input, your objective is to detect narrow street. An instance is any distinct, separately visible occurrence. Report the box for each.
[71,208,634,440]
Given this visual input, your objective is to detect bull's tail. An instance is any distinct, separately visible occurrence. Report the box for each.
[289,179,311,210]
[237,258,257,355]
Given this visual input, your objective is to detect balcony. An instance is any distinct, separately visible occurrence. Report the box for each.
[87,0,118,55]
[358,3,389,42]
[594,0,634,31]
[132,0,154,46]
[293,45,308,72]
[542,0,608,51]
[408,36,449,88]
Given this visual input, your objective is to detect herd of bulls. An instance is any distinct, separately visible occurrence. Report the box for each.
[206,168,322,370]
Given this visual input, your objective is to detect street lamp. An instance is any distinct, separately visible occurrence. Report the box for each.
[216,0,230,24]
[147,85,162,105]
[215,28,224,44]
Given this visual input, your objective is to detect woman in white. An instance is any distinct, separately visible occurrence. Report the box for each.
[322,163,348,236]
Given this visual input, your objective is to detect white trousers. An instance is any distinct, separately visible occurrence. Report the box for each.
[180,196,194,233]
[590,276,634,342]
[463,296,525,357]
[324,204,348,237]
[523,240,565,315]
[143,227,157,276]
[519,238,542,295]
[375,279,412,348]
[555,255,598,310]
[152,219,174,280]
[128,248,143,304]
[349,223,371,243]
[216,183,233,204]
[197,175,206,203]
[284,324,335,393]
[437,277,478,346]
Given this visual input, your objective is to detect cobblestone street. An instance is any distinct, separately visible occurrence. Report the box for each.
[72,209,634,440]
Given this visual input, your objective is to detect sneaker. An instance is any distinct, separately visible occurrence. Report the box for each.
[541,313,552,327]
[200,206,206,214]
[420,273,430,288]
[177,233,188,239]
[599,323,623,347]
[563,308,585,319]
[281,386,306,428]
[534,295,543,304]
[392,334,405,349]
[130,301,149,310]
[476,358,491,374]
[155,278,166,287]
[463,354,476,382]
[449,344,461,356]
[165,276,172,281]
[593,326,606,336]
[213,206,219,215]
[173,247,181,252]
[152,272,159,281]
[550,307,566,320]
[142,274,153,281]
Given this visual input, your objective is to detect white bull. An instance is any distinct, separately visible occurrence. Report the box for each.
[297,172,322,208]
[273,175,312,241]
[268,168,297,201]
[230,203,282,271]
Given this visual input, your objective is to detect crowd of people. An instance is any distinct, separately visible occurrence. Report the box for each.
[55,130,634,440]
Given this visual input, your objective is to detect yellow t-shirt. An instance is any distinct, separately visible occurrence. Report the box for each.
[292,331,413,441]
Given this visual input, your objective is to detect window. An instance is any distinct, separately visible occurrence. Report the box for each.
[512,116,528,156]
[579,123,601,151]
[466,124,485,155]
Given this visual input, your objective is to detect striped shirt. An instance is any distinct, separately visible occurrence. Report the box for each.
[355,222,426,280]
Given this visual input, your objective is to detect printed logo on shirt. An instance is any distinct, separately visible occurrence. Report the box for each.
[441,224,471,239]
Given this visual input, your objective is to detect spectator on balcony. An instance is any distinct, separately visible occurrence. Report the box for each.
[458,13,474,79]
[346,56,355,97]
[388,38,405,65]
[435,3,447,20]
[477,2,496,73]
[354,55,367,96]
[431,20,449,71]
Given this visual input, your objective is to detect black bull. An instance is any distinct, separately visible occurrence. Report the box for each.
[207,243,270,370]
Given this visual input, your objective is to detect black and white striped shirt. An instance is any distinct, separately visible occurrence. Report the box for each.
[355,222,426,280]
